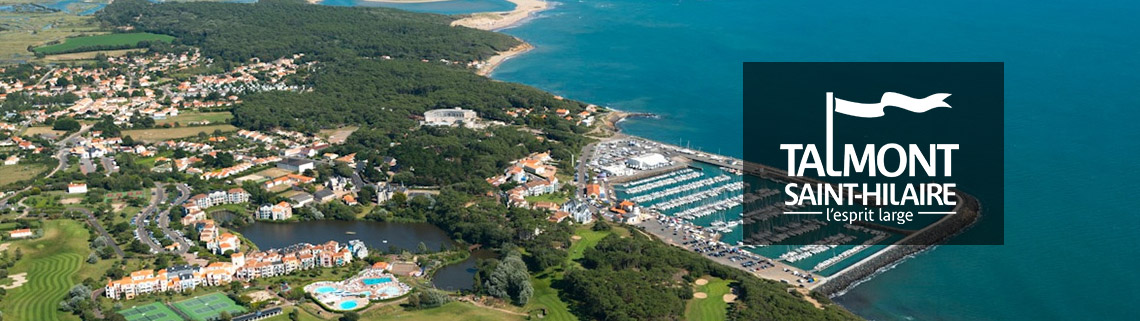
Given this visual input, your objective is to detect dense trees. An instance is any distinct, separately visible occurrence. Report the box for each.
[482,251,533,306]
[52,117,81,131]
[559,234,862,321]
[97,0,518,63]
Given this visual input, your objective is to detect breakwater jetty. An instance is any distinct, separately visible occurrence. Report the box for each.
[814,190,981,296]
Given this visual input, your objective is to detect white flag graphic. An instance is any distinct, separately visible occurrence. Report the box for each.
[834,92,951,118]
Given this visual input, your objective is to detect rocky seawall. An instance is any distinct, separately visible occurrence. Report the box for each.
[815,189,982,296]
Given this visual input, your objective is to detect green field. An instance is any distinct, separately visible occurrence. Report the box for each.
[520,226,621,321]
[363,301,527,321]
[172,292,246,321]
[260,306,324,321]
[0,220,105,321]
[159,111,234,126]
[119,302,183,321]
[524,193,569,204]
[685,277,732,321]
[33,32,174,55]
[122,124,238,142]
[0,163,48,186]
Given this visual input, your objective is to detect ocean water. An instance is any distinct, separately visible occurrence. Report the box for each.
[487,0,1140,320]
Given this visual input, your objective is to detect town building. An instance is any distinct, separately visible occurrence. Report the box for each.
[68,182,88,194]
[277,158,314,173]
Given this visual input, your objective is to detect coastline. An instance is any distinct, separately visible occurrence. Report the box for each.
[451,0,549,31]
[476,41,533,76]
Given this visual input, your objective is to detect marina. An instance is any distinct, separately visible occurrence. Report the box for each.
[590,136,966,288]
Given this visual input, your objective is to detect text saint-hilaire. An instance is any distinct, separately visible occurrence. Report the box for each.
[780,143,959,207]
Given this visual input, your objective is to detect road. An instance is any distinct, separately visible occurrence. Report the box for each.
[0,124,91,210]
[157,183,194,254]
[69,207,125,257]
[134,183,167,253]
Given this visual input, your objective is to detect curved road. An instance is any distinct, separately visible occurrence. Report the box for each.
[0,124,91,210]
[134,183,168,253]
[157,183,193,254]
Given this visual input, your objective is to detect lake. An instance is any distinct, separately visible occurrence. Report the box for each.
[235,220,456,253]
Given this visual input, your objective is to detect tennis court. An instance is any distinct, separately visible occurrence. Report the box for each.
[119,302,182,321]
[172,292,246,321]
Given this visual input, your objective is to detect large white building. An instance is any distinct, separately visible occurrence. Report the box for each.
[423,107,477,126]
[626,153,670,170]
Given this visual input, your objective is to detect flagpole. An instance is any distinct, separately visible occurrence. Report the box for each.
[826,92,836,176]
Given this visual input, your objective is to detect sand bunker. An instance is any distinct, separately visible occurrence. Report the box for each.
[723,294,737,303]
[1,272,28,289]
[693,292,708,299]
[695,278,709,285]
[571,235,582,241]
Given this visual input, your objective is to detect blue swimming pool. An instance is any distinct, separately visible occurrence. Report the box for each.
[377,286,402,296]
[362,277,392,285]
[315,286,337,294]
[338,300,358,310]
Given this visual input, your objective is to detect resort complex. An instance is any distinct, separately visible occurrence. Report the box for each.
[105,240,367,300]
[304,263,413,311]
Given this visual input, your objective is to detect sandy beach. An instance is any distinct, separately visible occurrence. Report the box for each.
[452,0,549,30]
[477,41,533,76]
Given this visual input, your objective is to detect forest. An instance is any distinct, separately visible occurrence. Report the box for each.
[564,234,863,321]
[96,0,519,63]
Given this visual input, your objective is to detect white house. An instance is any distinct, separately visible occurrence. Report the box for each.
[68,182,88,194]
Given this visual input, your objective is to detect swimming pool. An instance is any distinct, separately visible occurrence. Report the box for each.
[315,286,337,294]
[338,300,358,310]
[376,286,402,296]
[362,277,392,285]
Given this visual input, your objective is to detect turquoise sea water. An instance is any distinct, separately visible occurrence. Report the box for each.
[485,0,1140,320]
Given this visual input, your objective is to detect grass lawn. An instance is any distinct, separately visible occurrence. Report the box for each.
[684,277,732,321]
[0,219,111,321]
[362,301,526,321]
[22,126,65,137]
[172,292,246,321]
[34,32,174,55]
[39,49,139,62]
[519,225,624,321]
[0,163,48,186]
[261,306,326,321]
[524,193,569,205]
[158,111,233,126]
[119,302,182,321]
[122,124,238,143]
[527,270,577,321]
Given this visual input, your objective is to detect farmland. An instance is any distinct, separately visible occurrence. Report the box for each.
[33,32,174,55]
[0,11,100,63]
[157,111,233,127]
[121,124,238,142]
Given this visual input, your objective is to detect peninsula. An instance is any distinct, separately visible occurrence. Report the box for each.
[451,0,549,31]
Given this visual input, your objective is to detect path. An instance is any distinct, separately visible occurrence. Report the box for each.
[69,207,124,257]
[457,297,529,317]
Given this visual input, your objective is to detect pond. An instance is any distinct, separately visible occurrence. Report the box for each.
[431,249,495,291]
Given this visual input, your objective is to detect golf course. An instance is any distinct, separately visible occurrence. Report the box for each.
[0,220,101,321]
